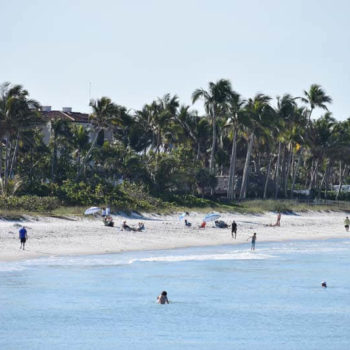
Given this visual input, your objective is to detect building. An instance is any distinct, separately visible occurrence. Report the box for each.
[40,106,113,145]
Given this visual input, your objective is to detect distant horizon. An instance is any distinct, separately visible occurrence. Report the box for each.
[2,0,350,120]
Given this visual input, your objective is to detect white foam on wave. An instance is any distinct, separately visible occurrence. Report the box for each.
[131,251,274,263]
[0,250,274,271]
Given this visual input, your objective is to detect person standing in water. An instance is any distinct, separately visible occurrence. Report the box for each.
[19,226,27,250]
[231,221,237,239]
[249,233,257,251]
[344,217,350,232]
[157,291,169,304]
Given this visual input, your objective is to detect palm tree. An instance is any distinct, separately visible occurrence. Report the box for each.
[0,82,40,190]
[192,79,233,174]
[225,92,245,200]
[239,94,275,200]
[273,94,298,198]
[50,118,72,181]
[80,97,122,175]
[302,84,332,120]
[71,125,90,177]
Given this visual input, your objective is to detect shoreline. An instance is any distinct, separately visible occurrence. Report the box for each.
[0,211,349,263]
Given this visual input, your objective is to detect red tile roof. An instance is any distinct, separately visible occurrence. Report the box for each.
[41,111,89,123]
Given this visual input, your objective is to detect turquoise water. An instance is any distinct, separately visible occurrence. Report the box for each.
[1,239,350,350]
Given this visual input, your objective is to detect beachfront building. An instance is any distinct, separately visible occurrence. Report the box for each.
[39,106,113,145]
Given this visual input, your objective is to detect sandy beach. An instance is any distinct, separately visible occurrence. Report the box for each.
[0,211,349,262]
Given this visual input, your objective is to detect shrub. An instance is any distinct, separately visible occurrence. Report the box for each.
[0,195,60,212]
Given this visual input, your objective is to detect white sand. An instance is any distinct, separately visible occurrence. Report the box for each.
[0,211,349,262]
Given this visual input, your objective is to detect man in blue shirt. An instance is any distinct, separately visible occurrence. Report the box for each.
[19,226,27,250]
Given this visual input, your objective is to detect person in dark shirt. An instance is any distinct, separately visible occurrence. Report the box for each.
[19,226,27,250]
[231,221,237,239]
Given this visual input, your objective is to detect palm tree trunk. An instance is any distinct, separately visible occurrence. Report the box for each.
[263,154,273,199]
[324,161,333,199]
[79,128,101,176]
[290,149,302,198]
[336,161,347,200]
[209,109,217,174]
[308,159,319,191]
[0,144,2,180]
[284,144,292,197]
[239,132,254,200]
[317,160,329,199]
[51,141,57,181]
[227,127,237,200]
[274,142,281,199]
[9,131,20,178]
[4,135,11,190]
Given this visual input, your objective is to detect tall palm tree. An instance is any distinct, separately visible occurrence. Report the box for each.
[0,82,40,190]
[239,94,275,200]
[274,94,298,198]
[192,79,233,174]
[50,118,72,181]
[225,92,245,200]
[302,84,332,120]
[80,97,121,175]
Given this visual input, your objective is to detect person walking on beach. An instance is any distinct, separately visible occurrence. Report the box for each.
[231,221,237,239]
[249,233,257,251]
[276,212,281,227]
[19,226,27,250]
[157,291,169,304]
[344,217,350,232]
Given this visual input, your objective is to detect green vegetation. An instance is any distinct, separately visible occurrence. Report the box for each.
[1,80,350,215]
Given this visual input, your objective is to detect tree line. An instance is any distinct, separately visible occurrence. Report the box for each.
[1,79,349,205]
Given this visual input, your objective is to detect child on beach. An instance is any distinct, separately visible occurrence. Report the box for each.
[19,226,27,250]
[157,291,169,304]
[249,233,257,251]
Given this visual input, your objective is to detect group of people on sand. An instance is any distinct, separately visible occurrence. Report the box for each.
[122,221,145,232]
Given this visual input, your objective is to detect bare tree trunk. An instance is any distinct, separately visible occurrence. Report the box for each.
[239,132,254,200]
[274,142,281,199]
[263,154,273,199]
[227,128,237,200]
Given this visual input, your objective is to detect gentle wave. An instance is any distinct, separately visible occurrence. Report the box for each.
[132,252,273,263]
[0,250,273,271]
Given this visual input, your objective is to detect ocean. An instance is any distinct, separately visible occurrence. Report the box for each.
[1,239,350,350]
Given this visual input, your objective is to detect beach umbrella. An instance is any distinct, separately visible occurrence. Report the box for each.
[203,213,221,222]
[84,207,101,215]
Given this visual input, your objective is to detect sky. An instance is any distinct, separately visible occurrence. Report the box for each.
[1,0,349,120]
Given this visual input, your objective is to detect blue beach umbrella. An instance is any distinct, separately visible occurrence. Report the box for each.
[203,213,221,222]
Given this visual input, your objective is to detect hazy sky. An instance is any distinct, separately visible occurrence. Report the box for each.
[1,0,349,119]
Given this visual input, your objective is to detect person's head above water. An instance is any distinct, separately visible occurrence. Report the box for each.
[161,291,167,296]
[321,281,327,288]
